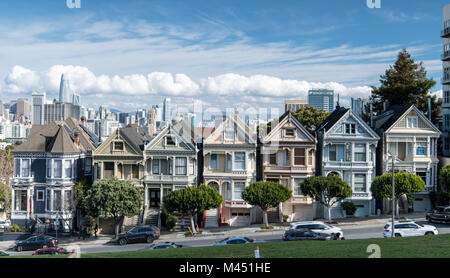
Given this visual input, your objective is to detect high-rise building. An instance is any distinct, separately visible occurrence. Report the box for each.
[307,89,334,112]
[153,105,163,122]
[285,99,308,112]
[351,97,369,118]
[32,92,46,125]
[442,4,450,156]
[163,98,171,123]
[16,99,30,120]
[0,101,5,118]
[44,102,79,124]
[59,74,71,103]
[147,108,157,136]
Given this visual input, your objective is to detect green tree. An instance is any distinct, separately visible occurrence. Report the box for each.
[241,181,292,227]
[85,178,143,238]
[371,171,425,217]
[292,106,330,132]
[371,48,439,124]
[440,165,450,193]
[163,184,223,233]
[0,182,12,212]
[301,175,352,222]
[74,176,92,216]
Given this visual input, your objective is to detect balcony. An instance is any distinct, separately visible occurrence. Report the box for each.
[441,27,450,38]
[224,200,252,208]
[289,196,313,204]
[442,51,450,61]
[264,165,311,173]
[144,174,189,183]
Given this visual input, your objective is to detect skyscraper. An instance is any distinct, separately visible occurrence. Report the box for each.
[285,99,308,112]
[442,4,450,156]
[59,74,71,103]
[147,108,157,136]
[351,97,368,118]
[163,98,171,123]
[32,92,46,125]
[307,89,334,112]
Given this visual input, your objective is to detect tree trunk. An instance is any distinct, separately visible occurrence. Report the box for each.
[327,206,332,223]
[114,215,124,239]
[263,210,269,227]
[189,215,197,233]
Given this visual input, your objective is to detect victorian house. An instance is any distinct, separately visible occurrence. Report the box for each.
[373,105,441,213]
[202,114,257,227]
[11,118,98,229]
[316,106,380,218]
[143,122,197,226]
[92,124,152,229]
[261,112,316,222]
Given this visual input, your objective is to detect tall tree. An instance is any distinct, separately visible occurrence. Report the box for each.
[292,106,330,132]
[371,48,439,124]
[241,181,292,227]
[371,171,425,217]
[440,165,450,193]
[0,149,14,187]
[301,175,352,222]
[163,184,223,233]
[85,178,143,238]
[0,182,12,212]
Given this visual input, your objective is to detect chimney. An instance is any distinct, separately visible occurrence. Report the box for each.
[80,116,87,126]
[74,131,81,147]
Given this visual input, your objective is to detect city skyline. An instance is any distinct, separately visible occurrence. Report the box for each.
[0,0,444,112]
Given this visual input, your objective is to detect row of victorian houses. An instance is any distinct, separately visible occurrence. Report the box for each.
[9,103,442,231]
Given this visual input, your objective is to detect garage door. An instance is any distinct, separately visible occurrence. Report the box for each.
[414,196,431,212]
[230,211,250,227]
[292,205,313,221]
[353,202,369,217]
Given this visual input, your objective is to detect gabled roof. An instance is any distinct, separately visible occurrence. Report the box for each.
[47,124,81,153]
[204,114,256,145]
[316,106,349,133]
[145,123,196,152]
[263,111,315,143]
[373,105,410,132]
[120,124,153,152]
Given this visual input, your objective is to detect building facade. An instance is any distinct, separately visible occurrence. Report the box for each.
[374,105,441,213]
[316,106,380,218]
[262,112,316,222]
[308,89,334,112]
[285,100,308,113]
[202,114,257,227]
[442,4,450,157]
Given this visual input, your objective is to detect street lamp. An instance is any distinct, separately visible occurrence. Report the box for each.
[388,151,396,238]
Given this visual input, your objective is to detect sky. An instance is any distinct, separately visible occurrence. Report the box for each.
[0,0,447,115]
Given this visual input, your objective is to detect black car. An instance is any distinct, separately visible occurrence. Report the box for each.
[146,242,183,250]
[283,228,337,241]
[117,225,160,246]
[15,235,58,252]
[0,250,9,256]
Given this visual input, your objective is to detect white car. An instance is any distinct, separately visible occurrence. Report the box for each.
[383,221,438,238]
[0,220,11,230]
[214,237,263,246]
[289,221,344,239]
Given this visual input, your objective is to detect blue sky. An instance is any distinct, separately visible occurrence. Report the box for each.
[0,0,446,113]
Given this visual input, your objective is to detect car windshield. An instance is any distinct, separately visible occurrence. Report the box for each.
[127,227,138,233]
[415,223,424,227]
[384,224,390,229]
[243,237,254,242]
[218,237,230,243]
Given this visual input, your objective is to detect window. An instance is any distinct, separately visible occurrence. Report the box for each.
[37,190,44,201]
[113,141,124,151]
[308,150,313,165]
[329,145,337,161]
[354,144,366,162]
[14,159,20,177]
[54,160,62,178]
[21,159,30,177]
[132,165,139,179]
[166,136,176,146]
[224,125,235,141]
[269,153,277,165]
[294,148,305,165]
[63,190,72,210]
[64,160,72,178]
[225,182,232,200]
[416,171,427,184]
[233,182,245,200]
[294,179,304,195]
[84,158,92,174]
[175,157,187,175]
[285,128,295,137]
[53,190,62,211]
[234,152,245,170]
[189,159,194,175]
[46,189,51,211]
[345,124,356,134]
[416,142,427,156]
[152,159,160,175]
[407,117,418,128]
[117,164,123,179]
[354,174,366,192]
[444,91,450,104]
[103,162,114,178]
[226,154,232,171]
[210,154,218,170]
[46,160,52,178]
[14,190,27,211]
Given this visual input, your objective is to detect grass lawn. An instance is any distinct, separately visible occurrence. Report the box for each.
[7,234,450,258]
[82,234,450,258]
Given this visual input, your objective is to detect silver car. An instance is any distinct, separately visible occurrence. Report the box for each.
[214,237,263,246]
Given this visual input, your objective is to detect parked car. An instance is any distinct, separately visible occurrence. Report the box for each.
[214,236,263,246]
[14,235,58,252]
[145,242,183,250]
[426,206,450,224]
[283,228,338,241]
[289,221,344,239]
[0,250,9,256]
[0,220,11,230]
[383,221,438,238]
[117,225,160,246]
[33,247,74,256]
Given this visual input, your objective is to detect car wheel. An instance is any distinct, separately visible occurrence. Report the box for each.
[16,246,23,252]
[119,238,127,246]
[394,233,402,238]
[146,236,154,243]
[340,237,346,240]
[425,232,434,236]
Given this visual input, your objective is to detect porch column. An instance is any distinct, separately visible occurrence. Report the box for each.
[160,186,163,207]
[144,184,148,209]
[99,162,103,179]
[11,189,15,213]
[366,143,370,162]
[114,162,117,178]
[172,156,176,175]
[427,137,430,158]
[231,152,235,170]
[26,188,30,216]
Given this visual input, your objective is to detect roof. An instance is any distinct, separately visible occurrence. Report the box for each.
[13,118,95,154]
[119,124,153,151]
[372,105,410,132]
[315,106,349,133]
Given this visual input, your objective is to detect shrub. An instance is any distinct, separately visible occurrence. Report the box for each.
[166,215,178,230]
[184,231,192,237]
[11,224,25,232]
[430,191,450,208]
[341,201,357,216]
[283,215,289,222]
[160,207,169,228]
[261,225,274,230]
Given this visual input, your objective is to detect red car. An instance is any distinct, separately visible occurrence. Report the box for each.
[33,247,75,256]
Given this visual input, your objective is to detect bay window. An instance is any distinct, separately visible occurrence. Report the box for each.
[53,190,62,211]
[54,160,62,178]
[63,190,72,210]
[354,144,366,162]
[175,157,187,175]
[294,148,305,165]
[64,160,72,178]
[329,145,337,161]
[354,174,366,192]
[234,152,245,170]
[225,182,232,200]
[210,154,218,170]
[416,142,427,156]
[21,159,30,177]
[294,178,304,195]
[47,160,52,178]
[14,190,27,211]
[233,182,245,200]
[152,159,160,174]
[14,159,20,177]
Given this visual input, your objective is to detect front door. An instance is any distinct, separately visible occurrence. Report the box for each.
[149,189,161,208]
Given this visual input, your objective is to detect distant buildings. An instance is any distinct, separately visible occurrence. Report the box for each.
[163,98,171,125]
[351,97,369,118]
[308,89,334,112]
[442,4,450,156]
[285,99,308,113]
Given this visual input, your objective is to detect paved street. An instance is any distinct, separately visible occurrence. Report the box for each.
[3,220,449,256]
